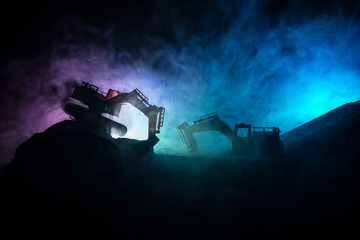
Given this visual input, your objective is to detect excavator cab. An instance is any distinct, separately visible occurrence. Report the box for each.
[64,82,165,139]
[231,123,252,156]
[232,124,283,156]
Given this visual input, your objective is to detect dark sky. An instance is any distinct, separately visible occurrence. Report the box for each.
[2,0,358,64]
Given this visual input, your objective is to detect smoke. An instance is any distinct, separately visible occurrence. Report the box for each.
[1,0,360,164]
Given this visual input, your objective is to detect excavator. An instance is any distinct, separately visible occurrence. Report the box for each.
[64,82,165,139]
[177,113,283,157]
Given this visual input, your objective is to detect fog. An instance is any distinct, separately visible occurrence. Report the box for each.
[1,0,359,165]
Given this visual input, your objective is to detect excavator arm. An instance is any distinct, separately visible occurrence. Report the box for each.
[176,113,233,152]
[105,88,165,137]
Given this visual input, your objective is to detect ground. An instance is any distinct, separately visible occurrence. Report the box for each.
[1,105,359,238]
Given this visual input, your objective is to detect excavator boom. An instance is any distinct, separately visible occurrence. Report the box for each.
[176,113,233,153]
[106,88,165,136]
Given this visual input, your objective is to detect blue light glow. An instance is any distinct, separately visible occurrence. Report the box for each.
[153,3,360,153]
[1,1,360,160]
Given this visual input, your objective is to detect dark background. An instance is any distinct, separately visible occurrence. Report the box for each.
[1,0,360,238]
[2,0,359,64]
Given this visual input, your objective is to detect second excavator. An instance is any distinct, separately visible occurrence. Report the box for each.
[177,113,283,157]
